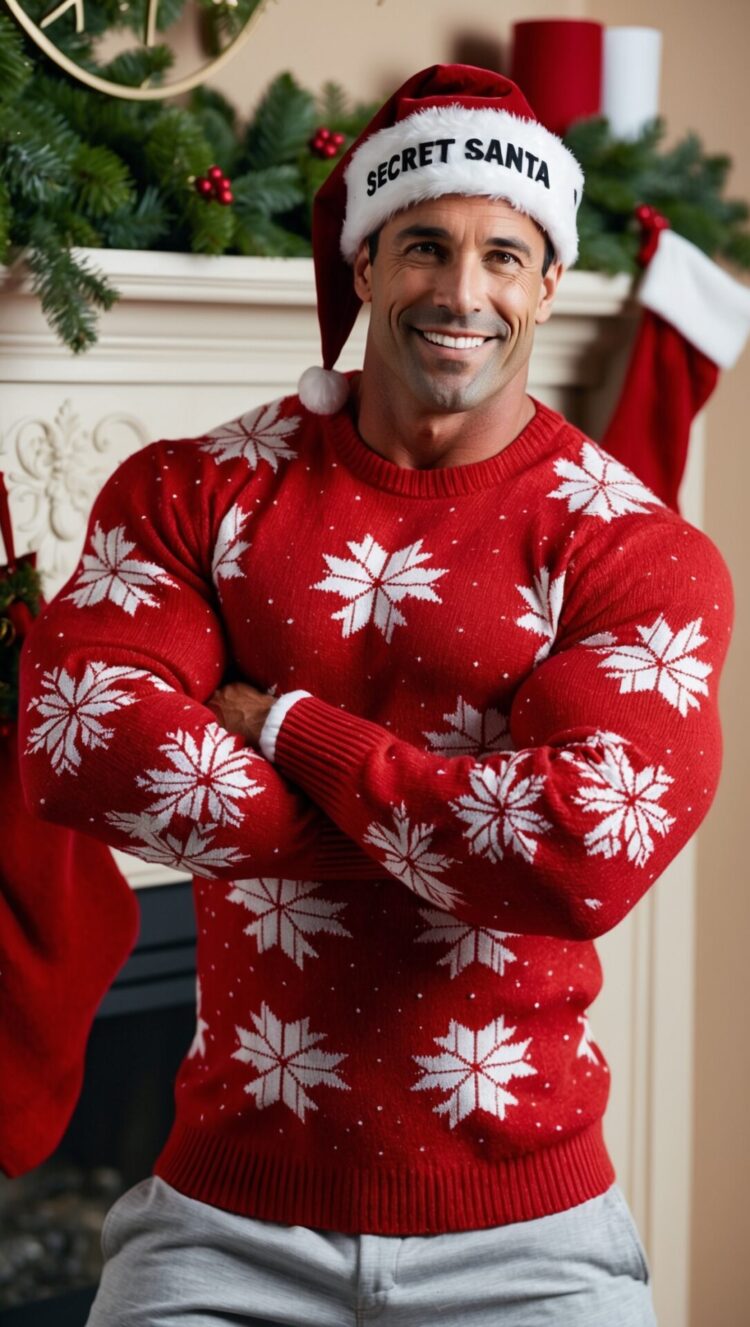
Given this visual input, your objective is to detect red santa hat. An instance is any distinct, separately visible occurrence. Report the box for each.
[299,63,584,415]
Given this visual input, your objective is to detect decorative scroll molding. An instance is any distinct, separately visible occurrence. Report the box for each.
[0,400,149,592]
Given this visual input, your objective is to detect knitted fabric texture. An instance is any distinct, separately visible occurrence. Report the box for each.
[18,388,733,1232]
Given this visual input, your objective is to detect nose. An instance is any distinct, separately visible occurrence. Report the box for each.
[433,252,485,317]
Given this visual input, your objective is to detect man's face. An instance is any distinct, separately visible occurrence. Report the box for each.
[353,194,562,416]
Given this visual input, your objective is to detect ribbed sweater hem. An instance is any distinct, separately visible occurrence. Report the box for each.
[153,1120,615,1235]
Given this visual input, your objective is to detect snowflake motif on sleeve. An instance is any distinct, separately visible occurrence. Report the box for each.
[515,567,566,665]
[64,523,176,616]
[563,732,675,868]
[212,505,251,585]
[363,803,462,910]
[423,696,513,759]
[412,1015,536,1128]
[576,1014,602,1065]
[232,1003,349,1121]
[105,811,244,878]
[450,755,552,864]
[547,441,664,522]
[136,724,262,828]
[187,978,209,1059]
[26,662,170,776]
[313,534,447,643]
[581,615,713,716]
[227,878,352,969]
[415,908,519,979]
[200,399,300,471]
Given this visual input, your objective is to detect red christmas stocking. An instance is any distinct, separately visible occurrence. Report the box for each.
[601,229,750,513]
[0,475,140,1177]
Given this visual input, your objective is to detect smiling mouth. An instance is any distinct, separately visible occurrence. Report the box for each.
[416,329,492,350]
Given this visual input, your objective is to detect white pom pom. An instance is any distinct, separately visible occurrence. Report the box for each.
[297,366,350,415]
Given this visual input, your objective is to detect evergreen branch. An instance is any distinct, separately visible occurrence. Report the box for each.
[232,166,304,220]
[145,108,213,184]
[0,179,11,263]
[244,73,318,169]
[0,14,33,104]
[72,143,135,218]
[101,185,172,249]
[99,44,174,88]
[26,221,118,353]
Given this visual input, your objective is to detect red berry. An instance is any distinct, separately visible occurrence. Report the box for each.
[635,203,655,224]
[332,132,345,146]
[317,127,331,141]
[217,188,234,206]
[195,177,213,197]
[207,164,224,182]
[324,142,338,158]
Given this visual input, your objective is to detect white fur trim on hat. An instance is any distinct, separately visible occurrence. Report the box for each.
[341,105,583,269]
[638,229,750,370]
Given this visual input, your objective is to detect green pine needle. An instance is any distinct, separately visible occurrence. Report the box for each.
[244,73,318,170]
[72,143,135,218]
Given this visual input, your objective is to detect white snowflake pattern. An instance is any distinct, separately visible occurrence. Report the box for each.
[26,662,170,776]
[576,1014,602,1065]
[363,803,462,910]
[451,756,552,864]
[64,523,176,616]
[582,615,713,717]
[137,724,262,828]
[212,505,251,584]
[515,566,566,665]
[313,534,447,643]
[412,1015,536,1128]
[188,978,208,1059]
[547,441,663,523]
[232,1003,349,1121]
[227,878,351,969]
[415,908,519,979]
[563,732,675,868]
[423,696,513,759]
[105,812,244,878]
[201,399,300,471]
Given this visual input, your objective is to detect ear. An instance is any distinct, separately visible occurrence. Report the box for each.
[535,261,564,326]
[353,240,373,304]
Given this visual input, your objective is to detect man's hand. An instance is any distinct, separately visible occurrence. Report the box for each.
[207,682,274,749]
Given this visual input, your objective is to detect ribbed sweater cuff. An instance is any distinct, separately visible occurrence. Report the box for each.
[275,696,386,823]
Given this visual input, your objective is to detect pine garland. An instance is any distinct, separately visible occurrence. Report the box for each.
[0,10,378,351]
[0,5,748,352]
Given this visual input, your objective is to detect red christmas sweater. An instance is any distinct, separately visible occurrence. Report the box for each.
[19,387,733,1234]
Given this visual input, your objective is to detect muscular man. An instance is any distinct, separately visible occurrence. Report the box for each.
[20,64,732,1326]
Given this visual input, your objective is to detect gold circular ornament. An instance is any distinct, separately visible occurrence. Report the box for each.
[3,0,271,101]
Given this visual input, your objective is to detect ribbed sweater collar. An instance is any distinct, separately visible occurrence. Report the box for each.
[326,387,569,499]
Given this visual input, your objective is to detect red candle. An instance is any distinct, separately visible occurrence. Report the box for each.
[510,19,603,136]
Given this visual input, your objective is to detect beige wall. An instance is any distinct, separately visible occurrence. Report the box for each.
[206,4,748,1320]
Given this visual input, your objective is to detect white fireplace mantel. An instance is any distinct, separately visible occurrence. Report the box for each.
[0,249,701,1327]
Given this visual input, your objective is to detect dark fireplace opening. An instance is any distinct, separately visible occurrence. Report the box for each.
[0,880,196,1327]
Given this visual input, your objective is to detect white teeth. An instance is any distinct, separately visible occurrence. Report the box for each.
[421,331,487,349]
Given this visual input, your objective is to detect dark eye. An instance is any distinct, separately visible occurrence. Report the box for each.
[406,241,442,257]
[487,250,520,266]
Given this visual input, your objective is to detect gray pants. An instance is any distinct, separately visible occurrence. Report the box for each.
[87,1175,657,1326]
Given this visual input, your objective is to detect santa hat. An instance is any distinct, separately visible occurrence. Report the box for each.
[299,63,584,415]
[602,213,750,511]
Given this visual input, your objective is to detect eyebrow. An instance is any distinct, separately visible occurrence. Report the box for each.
[393,224,533,258]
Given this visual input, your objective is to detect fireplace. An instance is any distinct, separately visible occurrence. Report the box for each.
[0,881,196,1326]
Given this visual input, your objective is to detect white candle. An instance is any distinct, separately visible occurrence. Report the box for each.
[602,27,662,141]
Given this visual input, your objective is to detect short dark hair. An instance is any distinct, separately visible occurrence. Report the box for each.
[366,226,556,274]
